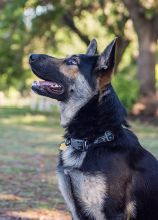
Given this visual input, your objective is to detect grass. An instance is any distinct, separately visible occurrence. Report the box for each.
[0,106,70,220]
[0,106,158,220]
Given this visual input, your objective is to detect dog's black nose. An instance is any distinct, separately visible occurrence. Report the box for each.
[29,54,40,62]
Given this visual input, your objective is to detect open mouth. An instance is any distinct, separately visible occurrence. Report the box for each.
[29,55,68,101]
[32,80,64,95]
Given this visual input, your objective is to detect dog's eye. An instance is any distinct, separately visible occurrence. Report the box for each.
[66,56,78,65]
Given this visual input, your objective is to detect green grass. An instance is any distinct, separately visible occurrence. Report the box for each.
[0,106,71,220]
[0,106,158,219]
[131,120,158,157]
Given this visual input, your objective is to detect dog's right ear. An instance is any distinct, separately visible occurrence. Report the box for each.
[95,39,117,90]
[86,39,97,56]
[96,39,117,74]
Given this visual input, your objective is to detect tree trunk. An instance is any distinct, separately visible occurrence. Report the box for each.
[122,0,158,117]
[132,31,158,117]
[138,32,157,97]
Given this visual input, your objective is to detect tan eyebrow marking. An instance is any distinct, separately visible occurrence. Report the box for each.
[59,59,80,79]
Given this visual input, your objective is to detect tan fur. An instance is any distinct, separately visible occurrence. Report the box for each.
[126,201,136,219]
[59,63,79,79]
[57,170,80,220]
[70,171,107,219]
[98,70,112,91]
[62,145,86,168]
[60,74,96,127]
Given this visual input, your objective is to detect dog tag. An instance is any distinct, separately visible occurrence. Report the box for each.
[59,142,68,151]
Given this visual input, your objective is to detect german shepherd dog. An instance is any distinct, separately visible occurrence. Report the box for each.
[29,39,158,220]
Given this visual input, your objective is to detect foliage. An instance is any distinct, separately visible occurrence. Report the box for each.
[0,1,28,91]
[113,44,139,110]
[0,0,158,110]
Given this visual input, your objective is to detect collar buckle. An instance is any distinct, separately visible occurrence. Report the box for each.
[71,138,88,151]
[94,130,114,144]
[83,140,88,151]
[64,138,88,151]
[105,131,114,142]
[65,138,71,146]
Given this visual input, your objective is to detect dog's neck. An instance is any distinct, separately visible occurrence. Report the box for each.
[64,84,127,141]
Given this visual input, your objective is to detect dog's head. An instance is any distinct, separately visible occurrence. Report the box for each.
[29,39,116,127]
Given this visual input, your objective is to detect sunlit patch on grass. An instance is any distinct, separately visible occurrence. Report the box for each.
[0,194,25,201]
[1,114,60,128]
[6,209,71,220]
[2,114,48,124]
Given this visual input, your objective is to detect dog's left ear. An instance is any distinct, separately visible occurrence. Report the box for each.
[96,38,117,89]
[86,39,97,56]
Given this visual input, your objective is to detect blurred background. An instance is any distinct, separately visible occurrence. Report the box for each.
[0,0,158,219]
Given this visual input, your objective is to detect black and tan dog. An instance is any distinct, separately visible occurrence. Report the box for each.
[29,39,158,220]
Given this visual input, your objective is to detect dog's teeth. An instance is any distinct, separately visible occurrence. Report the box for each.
[51,83,59,88]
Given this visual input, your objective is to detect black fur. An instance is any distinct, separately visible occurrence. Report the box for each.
[61,84,158,220]
[65,84,128,140]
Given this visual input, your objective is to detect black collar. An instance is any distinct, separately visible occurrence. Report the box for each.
[62,130,114,152]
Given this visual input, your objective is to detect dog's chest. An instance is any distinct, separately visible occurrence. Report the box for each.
[70,170,107,219]
[58,147,107,220]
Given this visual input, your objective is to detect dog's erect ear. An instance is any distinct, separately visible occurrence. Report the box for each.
[96,38,117,74]
[86,39,97,56]
[96,39,117,89]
